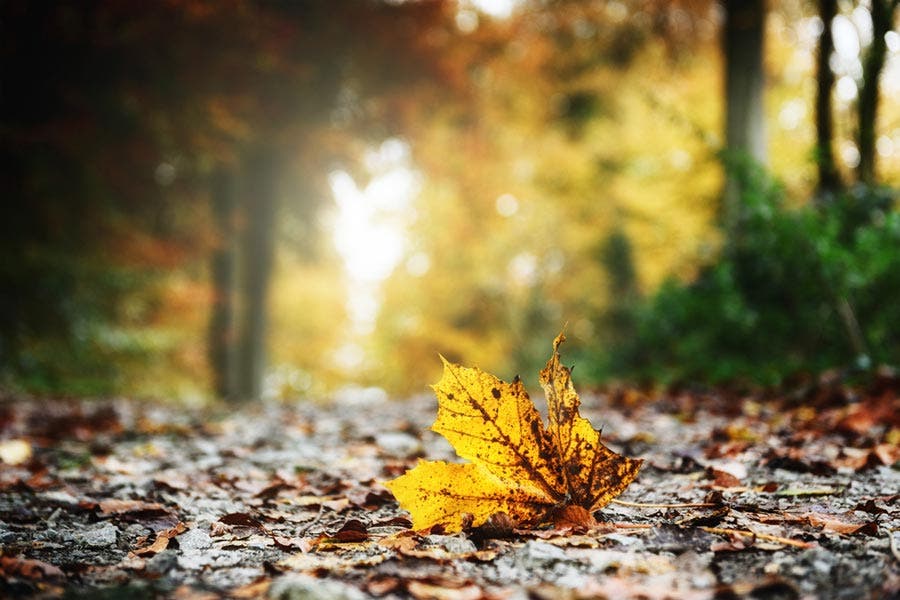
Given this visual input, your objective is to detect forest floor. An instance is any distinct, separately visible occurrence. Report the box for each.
[1,376,898,599]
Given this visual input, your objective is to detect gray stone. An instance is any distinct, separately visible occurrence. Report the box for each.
[269,574,366,600]
[75,522,118,547]
[177,549,244,571]
[146,549,179,575]
[514,540,567,569]
[178,527,212,551]
[202,566,265,589]
[423,534,477,554]
[40,490,82,506]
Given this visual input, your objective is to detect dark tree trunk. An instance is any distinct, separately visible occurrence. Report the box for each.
[815,0,841,196]
[235,147,280,401]
[600,227,639,345]
[857,0,897,185]
[208,165,239,400]
[722,0,767,233]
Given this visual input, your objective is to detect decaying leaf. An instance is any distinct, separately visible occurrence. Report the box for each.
[131,522,187,556]
[385,333,642,532]
[0,555,65,581]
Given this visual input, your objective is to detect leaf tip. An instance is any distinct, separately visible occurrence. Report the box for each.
[552,331,567,352]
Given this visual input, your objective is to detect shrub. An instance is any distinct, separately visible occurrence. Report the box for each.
[604,167,899,387]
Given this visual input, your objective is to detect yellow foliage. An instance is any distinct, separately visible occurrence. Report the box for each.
[385,334,642,532]
[269,250,350,396]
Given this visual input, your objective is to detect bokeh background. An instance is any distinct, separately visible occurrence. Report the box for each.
[2,0,898,403]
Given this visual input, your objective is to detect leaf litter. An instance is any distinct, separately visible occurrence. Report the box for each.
[0,363,898,598]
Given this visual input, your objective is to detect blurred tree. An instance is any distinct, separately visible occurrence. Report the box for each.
[208,166,239,399]
[0,0,212,395]
[235,147,280,400]
[857,0,899,184]
[596,226,639,358]
[210,0,457,402]
[814,0,842,196]
[722,0,767,233]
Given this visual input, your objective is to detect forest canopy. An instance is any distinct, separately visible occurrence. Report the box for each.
[2,0,898,401]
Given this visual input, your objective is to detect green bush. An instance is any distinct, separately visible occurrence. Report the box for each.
[0,253,167,397]
[604,166,899,387]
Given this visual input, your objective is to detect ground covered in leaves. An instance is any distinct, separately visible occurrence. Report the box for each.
[1,379,898,599]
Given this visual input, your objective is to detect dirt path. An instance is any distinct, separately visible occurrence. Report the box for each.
[1,385,898,598]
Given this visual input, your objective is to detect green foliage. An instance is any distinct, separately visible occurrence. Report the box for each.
[0,250,173,397]
[602,166,900,386]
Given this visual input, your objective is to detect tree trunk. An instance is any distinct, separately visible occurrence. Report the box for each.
[235,147,280,402]
[857,0,897,185]
[600,227,639,346]
[814,0,841,197]
[208,165,239,400]
[721,0,767,233]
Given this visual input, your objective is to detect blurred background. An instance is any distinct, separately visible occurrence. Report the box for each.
[2,0,898,403]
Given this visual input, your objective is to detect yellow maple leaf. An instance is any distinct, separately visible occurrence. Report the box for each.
[385,333,643,532]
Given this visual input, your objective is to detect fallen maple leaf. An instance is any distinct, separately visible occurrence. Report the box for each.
[385,333,642,532]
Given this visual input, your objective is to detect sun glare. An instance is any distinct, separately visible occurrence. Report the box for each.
[330,171,410,285]
[328,139,420,369]
[470,0,517,18]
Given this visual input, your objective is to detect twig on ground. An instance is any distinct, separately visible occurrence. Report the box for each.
[299,503,327,535]
[890,530,900,564]
[611,499,719,509]
[610,522,653,529]
[610,521,813,549]
[700,526,815,549]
